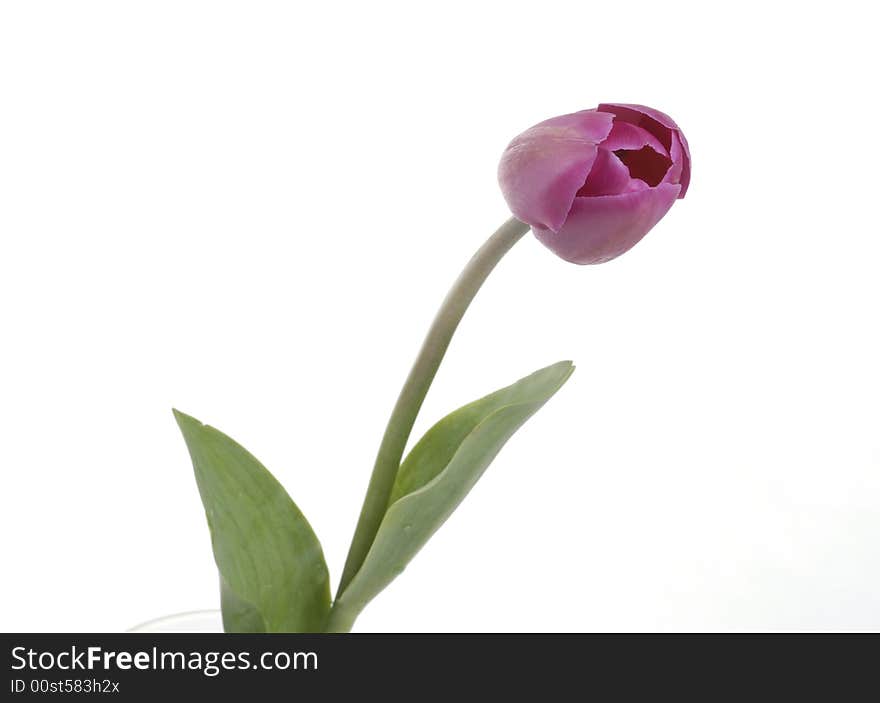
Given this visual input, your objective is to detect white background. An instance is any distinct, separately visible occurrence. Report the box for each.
[1,1,878,632]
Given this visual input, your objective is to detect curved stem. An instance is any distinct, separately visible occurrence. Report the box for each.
[335,216,530,600]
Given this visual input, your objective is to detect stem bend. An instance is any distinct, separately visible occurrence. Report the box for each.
[335,217,530,602]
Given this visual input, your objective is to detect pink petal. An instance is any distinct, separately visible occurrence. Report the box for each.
[599,103,691,198]
[598,103,679,143]
[578,148,631,196]
[663,130,684,188]
[600,121,667,155]
[625,178,650,192]
[673,129,691,197]
[498,110,614,232]
[526,108,619,143]
[532,183,681,265]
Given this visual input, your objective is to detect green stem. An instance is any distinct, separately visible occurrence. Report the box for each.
[324,599,358,634]
[335,216,530,602]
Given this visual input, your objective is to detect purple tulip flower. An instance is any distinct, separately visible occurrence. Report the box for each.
[498,103,690,264]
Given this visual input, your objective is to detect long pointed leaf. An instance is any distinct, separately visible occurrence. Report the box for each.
[219,576,265,633]
[174,410,330,632]
[332,361,574,626]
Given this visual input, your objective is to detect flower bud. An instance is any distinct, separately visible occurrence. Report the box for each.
[498,103,690,264]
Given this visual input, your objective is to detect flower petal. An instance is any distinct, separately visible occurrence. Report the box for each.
[532,183,681,265]
[599,103,690,198]
[527,109,618,143]
[578,148,631,196]
[600,121,667,155]
[498,110,614,232]
[598,103,678,147]
[663,130,684,188]
[625,177,650,192]
[672,129,691,197]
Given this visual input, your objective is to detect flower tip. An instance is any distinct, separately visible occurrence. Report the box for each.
[499,103,689,264]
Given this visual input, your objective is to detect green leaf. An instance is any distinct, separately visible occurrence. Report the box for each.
[332,361,574,626]
[219,576,265,633]
[174,410,331,633]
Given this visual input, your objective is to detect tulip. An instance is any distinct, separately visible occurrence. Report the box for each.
[171,98,694,633]
[339,104,691,604]
[498,103,690,264]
